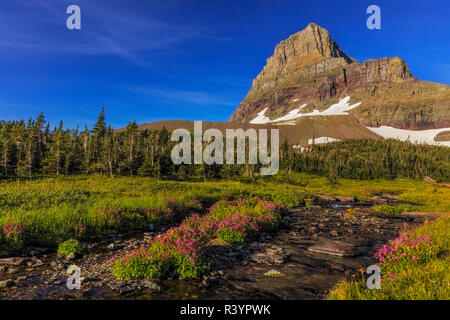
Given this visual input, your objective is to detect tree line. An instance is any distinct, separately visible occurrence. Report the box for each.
[0,110,245,180]
[288,138,450,182]
[1,110,449,181]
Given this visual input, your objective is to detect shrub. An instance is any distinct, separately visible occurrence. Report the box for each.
[112,249,172,280]
[57,239,84,257]
[217,228,245,244]
[173,252,210,279]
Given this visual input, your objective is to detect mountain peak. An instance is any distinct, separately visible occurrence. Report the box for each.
[282,22,351,60]
[228,25,450,130]
[307,22,319,27]
[244,23,353,100]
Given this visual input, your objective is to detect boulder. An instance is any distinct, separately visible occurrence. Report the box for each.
[371,196,387,204]
[315,195,336,203]
[0,257,25,266]
[308,241,357,257]
[380,193,398,200]
[334,195,355,202]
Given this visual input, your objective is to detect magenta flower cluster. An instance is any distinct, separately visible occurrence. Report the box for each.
[217,214,259,236]
[375,232,432,265]
[111,224,208,268]
[111,198,282,279]
[374,231,433,283]
[181,214,217,237]
[98,208,122,226]
[1,217,24,239]
[160,226,207,265]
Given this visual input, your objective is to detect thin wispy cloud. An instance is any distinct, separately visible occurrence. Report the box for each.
[128,86,238,108]
[0,0,229,66]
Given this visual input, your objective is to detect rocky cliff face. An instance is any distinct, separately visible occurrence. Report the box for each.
[229,23,450,130]
[360,58,414,84]
[249,23,354,94]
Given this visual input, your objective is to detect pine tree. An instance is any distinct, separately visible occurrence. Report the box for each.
[82,125,91,174]
[0,122,13,177]
[64,127,81,175]
[91,108,106,168]
[123,120,141,176]
[50,121,65,175]
[103,126,115,178]
[12,120,26,177]
[92,107,106,137]
[24,119,38,177]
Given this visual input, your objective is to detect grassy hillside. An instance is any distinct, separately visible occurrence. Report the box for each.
[131,115,379,146]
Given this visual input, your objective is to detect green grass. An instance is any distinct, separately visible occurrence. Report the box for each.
[372,204,417,215]
[329,215,450,300]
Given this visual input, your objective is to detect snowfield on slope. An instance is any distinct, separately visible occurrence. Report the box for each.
[249,107,271,124]
[293,137,340,150]
[249,96,450,147]
[308,137,340,145]
[366,126,450,147]
[249,96,361,124]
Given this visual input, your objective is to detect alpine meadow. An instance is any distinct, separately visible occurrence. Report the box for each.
[0,1,449,305]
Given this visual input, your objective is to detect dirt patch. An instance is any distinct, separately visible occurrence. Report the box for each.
[434,131,450,142]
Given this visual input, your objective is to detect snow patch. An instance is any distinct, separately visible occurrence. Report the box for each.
[366,126,450,147]
[249,107,271,124]
[308,137,340,145]
[292,136,340,151]
[249,96,361,125]
[272,104,308,122]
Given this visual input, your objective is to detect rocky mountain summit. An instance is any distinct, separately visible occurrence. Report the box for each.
[229,23,450,130]
[249,22,354,94]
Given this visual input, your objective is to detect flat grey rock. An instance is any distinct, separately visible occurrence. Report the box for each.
[308,241,357,257]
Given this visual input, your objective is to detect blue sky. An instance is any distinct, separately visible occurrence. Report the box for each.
[0,0,449,129]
